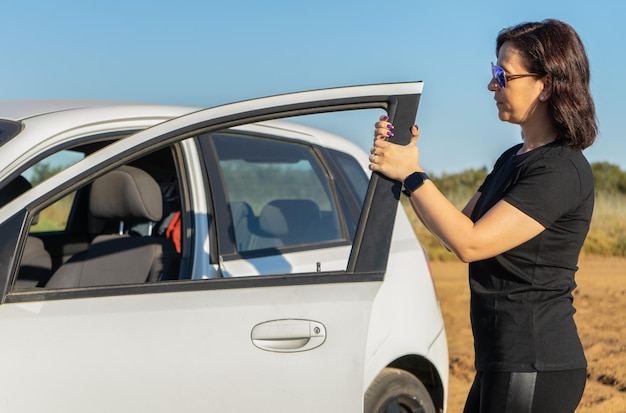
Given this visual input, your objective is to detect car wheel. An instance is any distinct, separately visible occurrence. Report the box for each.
[364,367,437,413]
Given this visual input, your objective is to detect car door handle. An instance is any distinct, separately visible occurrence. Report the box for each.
[251,319,326,353]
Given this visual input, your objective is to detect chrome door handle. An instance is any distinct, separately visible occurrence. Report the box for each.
[251,319,326,352]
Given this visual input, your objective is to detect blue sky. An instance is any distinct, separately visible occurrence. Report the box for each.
[2,0,624,174]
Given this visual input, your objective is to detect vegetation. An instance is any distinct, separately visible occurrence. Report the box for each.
[405,163,626,261]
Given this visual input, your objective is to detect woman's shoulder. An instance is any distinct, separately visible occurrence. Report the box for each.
[540,141,592,170]
[524,142,593,188]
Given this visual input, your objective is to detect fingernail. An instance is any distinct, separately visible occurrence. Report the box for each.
[414,124,419,130]
[382,115,389,121]
[386,131,394,137]
[387,124,394,130]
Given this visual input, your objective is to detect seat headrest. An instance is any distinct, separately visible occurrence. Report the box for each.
[89,165,162,221]
[0,175,32,207]
[258,199,319,237]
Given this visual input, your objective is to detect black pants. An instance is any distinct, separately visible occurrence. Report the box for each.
[462,369,586,413]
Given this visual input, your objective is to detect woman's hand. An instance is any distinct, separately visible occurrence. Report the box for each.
[368,115,422,182]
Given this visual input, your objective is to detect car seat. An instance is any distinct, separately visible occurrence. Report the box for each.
[0,175,52,289]
[248,199,322,250]
[45,165,179,289]
[229,200,254,251]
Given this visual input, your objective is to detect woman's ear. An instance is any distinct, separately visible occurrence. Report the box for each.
[540,74,553,100]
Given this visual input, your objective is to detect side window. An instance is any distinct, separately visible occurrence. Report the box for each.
[11,145,185,292]
[25,150,84,232]
[30,194,76,232]
[211,133,343,252]
[23,149,85,185]
[0,149,85,233]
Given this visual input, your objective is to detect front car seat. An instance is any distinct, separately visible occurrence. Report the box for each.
[46,165,179,289]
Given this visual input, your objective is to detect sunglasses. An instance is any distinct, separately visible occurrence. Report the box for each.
[491,62,541,88]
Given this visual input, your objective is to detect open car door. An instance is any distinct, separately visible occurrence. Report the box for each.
[0,82,422,412]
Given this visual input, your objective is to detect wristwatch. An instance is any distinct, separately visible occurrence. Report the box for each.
[402,171,430,196]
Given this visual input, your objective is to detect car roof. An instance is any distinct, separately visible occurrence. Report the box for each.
[0,100,369,177]
[0,100,198,121]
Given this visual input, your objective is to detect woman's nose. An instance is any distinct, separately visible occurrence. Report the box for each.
[487,78,499,92]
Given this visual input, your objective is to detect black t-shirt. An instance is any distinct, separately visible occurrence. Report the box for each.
[469,140,594,372]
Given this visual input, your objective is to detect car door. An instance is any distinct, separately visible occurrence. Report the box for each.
[0,82,422,412]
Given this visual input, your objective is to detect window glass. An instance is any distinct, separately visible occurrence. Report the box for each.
[23,149,85,185]
[0,149,85,233]
[212,133,342,252]
[22,149,84,233]
[13,145,185,292]
[30,193,76,232]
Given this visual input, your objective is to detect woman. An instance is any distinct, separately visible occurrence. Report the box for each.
[369,19,596,413]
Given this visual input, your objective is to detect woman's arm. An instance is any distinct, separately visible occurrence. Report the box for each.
[407,194,453,251]
[405,181,544,262]
[368,118,544,262]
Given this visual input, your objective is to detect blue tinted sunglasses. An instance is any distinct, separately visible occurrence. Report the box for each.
[491,62,541,88]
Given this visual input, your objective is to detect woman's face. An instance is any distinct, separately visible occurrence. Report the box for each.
[488,41,547,125]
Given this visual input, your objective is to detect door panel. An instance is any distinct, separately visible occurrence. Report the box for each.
[0,282,379,412]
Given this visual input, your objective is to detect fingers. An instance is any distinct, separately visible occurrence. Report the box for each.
[369,117,422,178]
[374,115,394,140]
[374,125,394,140]
[410,124,420,144]
[375,116,420,140]
[368,149,383,171]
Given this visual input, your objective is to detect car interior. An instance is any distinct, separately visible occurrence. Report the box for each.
[44,164,180,289]
[3,142,184,292]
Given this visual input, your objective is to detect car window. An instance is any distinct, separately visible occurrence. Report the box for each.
[11,144,186,292]
[30,193,76,232]
[22,149,85,184]
[0,149,85,234]
[211,133,342,252]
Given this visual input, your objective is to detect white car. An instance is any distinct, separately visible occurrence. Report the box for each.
[0,83,448,413]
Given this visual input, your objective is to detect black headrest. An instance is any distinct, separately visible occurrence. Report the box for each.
[0,175,32,207]
[89,165,162,221]
[259,199,320,236]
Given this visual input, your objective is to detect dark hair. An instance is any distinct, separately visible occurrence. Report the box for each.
[496,19,597,150]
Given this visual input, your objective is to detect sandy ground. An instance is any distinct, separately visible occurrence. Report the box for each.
[430,256,626,413]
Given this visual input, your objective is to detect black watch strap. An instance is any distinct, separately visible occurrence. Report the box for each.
[402,171,429,196]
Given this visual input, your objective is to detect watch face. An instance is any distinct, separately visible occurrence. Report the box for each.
[404,172,428,195]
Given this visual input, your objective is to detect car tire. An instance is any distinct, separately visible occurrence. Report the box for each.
[364,367,437,413]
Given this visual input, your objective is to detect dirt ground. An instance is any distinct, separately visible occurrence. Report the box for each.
[429,256,626,413]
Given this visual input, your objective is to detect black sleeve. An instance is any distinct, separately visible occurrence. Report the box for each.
[504,157,584,227]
